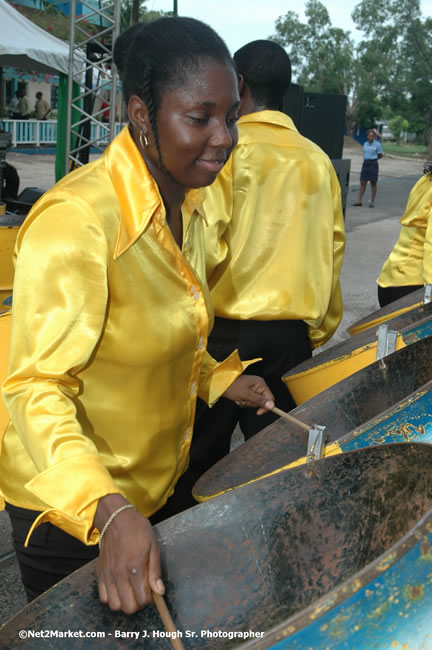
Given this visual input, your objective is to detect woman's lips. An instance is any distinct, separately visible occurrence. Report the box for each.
[197,158,226,174]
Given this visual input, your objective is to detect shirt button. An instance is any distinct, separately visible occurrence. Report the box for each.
[184,427,192,441]
[190,382,197,396]
[197,337,204,350]
[184,241,190,251]
[193,291,200,301]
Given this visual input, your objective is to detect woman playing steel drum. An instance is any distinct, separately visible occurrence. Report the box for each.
[0,17,274,616]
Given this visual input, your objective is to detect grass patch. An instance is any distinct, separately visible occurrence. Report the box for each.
[383,142,428,158]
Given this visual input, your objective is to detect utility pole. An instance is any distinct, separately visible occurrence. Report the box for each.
[173,0,178,16]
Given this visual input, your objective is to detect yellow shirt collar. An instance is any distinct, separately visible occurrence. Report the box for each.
[104,126,206,259]
[238,109,298,132]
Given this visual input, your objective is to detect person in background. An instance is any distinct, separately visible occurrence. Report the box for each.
[16,88,30,119]
[8,90,20,118]
[0,17,274,615]
[34,92,51,120]
[353,128,384,208]
[2,162,20,200]
[377,162,432,307]
[159,39,345,518]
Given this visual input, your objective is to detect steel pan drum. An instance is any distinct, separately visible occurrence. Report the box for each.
[0,291,12,313]
[1,444,432,648]
[283,301,432,405]
[194,336,432,501]
[347,286,424,336]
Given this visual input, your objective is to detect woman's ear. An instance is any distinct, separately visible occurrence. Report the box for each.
[128,94,151,142]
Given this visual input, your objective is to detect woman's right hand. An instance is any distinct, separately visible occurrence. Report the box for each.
[95,494,165,614]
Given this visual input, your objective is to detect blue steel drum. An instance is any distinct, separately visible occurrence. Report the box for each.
[194,336,432,501]
[1,444,432,648]
[241,497,432,649]
[1,294,12,309]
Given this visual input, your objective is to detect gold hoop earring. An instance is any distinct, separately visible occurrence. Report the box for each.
[139,131,149,148]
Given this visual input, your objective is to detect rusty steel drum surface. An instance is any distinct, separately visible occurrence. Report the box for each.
[194,336,432,501]
[1,444,432,649]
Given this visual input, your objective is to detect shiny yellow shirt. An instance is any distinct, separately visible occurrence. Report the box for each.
[203,111,345,348]
[0,126,248,544]
[378,174,432,287]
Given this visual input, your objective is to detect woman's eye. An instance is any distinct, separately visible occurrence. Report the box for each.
[227,115,239,128]
[188,115,209,124]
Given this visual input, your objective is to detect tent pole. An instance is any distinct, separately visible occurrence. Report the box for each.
[65,0,77,177]
[108,0,120,142]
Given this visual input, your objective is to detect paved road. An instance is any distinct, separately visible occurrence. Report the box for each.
[0,143,427,625]
[333,144,424,345]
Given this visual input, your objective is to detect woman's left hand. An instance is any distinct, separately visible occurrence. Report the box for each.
[222,375,275,415]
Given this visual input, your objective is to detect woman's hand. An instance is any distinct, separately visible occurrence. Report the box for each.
[222,375,275,415]
[95,494,164,615]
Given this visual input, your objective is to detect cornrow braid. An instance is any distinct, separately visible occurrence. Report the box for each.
[140,64,164,168]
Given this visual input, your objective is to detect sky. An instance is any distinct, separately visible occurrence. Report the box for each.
[147,0,432,54]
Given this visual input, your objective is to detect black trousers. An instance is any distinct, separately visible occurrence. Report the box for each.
[5,502,99,602]
[153,317,312,519]
[378,284,422,308]
[5,494,185,602]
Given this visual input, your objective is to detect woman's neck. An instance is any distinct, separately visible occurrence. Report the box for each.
[141,149,186,248]
[157,177,185,249]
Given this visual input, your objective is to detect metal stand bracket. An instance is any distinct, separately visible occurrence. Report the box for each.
[307,425,326,464]
[376,323,398,361]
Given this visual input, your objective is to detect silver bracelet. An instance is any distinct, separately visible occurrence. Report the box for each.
[98,503,136,551]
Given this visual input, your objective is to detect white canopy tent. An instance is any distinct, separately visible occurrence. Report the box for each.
[0,0,117,180]
[0,0,72,75]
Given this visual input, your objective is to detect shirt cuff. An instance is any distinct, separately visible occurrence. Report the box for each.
[23,454,125,545]
[198,349,260,407]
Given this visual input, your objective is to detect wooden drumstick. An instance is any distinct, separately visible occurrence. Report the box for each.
[153,592,185,650]
[271,406,311,432]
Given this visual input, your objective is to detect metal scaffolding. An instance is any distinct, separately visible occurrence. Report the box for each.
[66,0,121,175]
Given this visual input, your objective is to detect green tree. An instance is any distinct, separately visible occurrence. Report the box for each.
[120,0,165,30]
[271,0,354,96]
[270,0,380,135]
[388,115,410,142]
[352,0,432,155]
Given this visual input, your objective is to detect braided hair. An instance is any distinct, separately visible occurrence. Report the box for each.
[113,23,143,80]
[234,40,291,110]
[121,17,234,163]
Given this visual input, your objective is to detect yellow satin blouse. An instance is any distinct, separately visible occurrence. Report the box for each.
[0,126,249,544]
[378,174,432,287]
[203,111,345,348]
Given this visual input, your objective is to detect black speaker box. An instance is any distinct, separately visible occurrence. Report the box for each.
[282,85,347,160]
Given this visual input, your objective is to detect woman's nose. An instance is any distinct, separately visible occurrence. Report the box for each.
[209,120,235,148]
